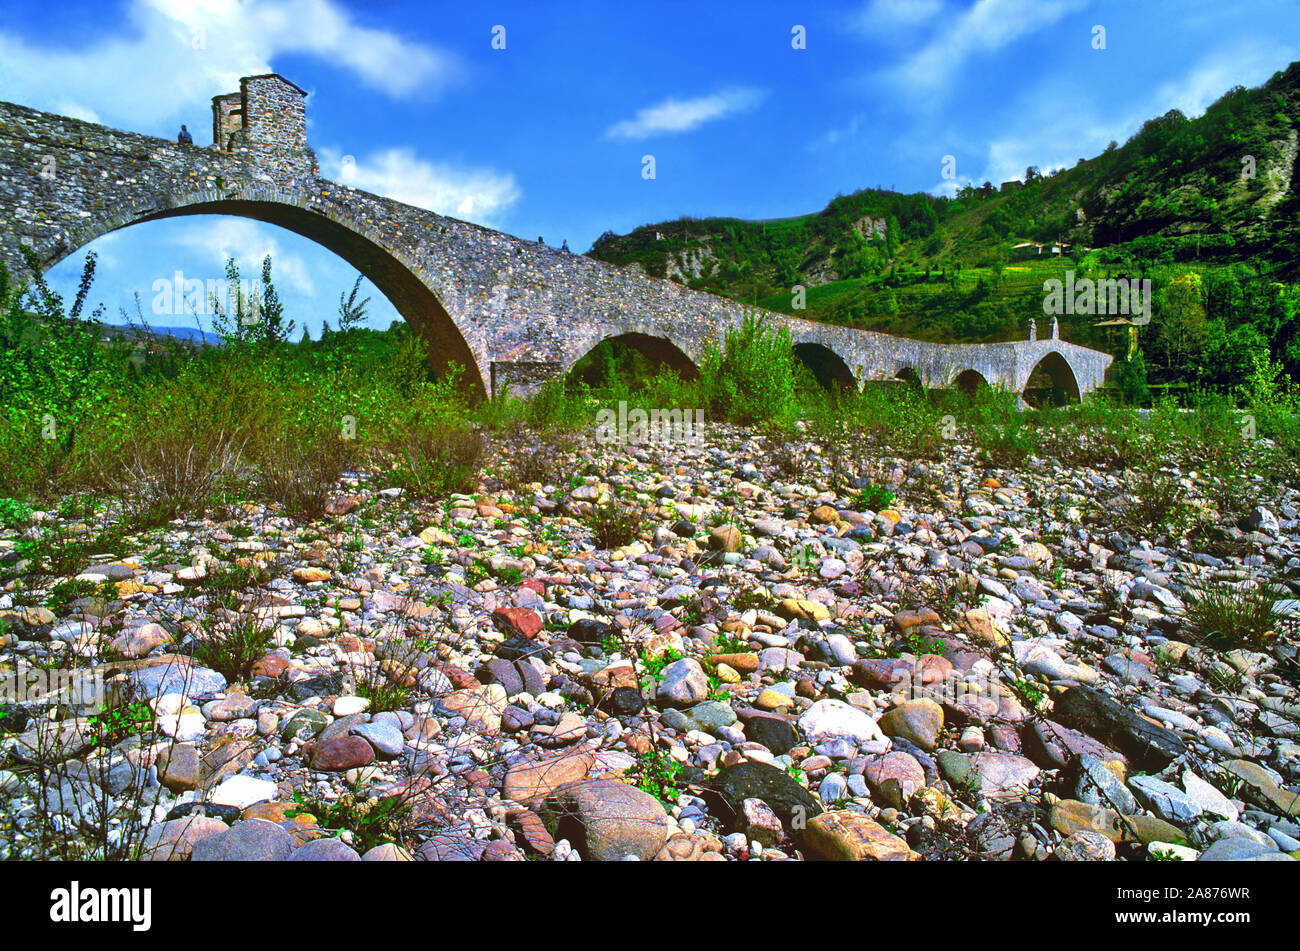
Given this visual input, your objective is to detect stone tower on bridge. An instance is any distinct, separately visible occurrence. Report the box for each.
[208,74,317,185]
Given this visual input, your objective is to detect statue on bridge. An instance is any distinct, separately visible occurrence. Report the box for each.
[1051,315,1059,339]
[1028,316,1037,341]
[177,124,193,146]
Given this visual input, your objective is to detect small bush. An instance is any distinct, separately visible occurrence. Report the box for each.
[589,497,641,549]
[286,781,413,854]
[699,312,799,425]
[355,677,410,715]
[1118,471,1193,538]
[193,611,275,682]
[109,386,245,523]
[253,415,357,521]
[854,483,896,512]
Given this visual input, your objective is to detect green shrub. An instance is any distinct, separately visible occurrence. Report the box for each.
[193,612,275,683]
[251,413,357,521]
[1118,471,1193,537]
[588,497,641,549]
[1112,351,1151,407]
[699,311,800,425]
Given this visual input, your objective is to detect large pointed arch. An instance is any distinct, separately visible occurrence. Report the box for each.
[23,188,488,400]
[1021,350,1081,406]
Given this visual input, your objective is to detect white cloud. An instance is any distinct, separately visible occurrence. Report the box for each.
[970,40,1299,188]
[886,0,1089,100]
[168,218,316,297]
[319,147,521,225]
[605,87,766,140]
[848,0,945,36]
[0,0,459,133]
[1150,40,1297,119]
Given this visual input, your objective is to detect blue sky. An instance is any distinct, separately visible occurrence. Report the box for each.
[2,0,1298,335]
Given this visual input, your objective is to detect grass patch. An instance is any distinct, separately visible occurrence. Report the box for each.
[588,497,642,549]
[1184,581,1286,650]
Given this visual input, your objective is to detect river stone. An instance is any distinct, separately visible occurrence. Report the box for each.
[681,700,738,734]
[503,750,596,804]
[308,735,374,771]
[1181,770,1238,821]
[418,834,487,861]
[1129,775,1203,824]
[863,752,926,808]
[968,752,1040,799]
[288,837,362,861]
[656,658,710,707]
[745,713,799,755]
[209,775,277,810]
[1075,753,1137,813]
[710,760,823,831]
[351,720,406,759]
[362,843,414,861]
[1051,685,1186,770]
[877,698,943,751]
[801,810,917,861]
[155,744,200,792]
[799,699,885,745]
[1056,830,1117,861]
[1023,718,1127,770]
[1198,838,1296,861]
[1050,799,1128,843]
[191,819,296,861]
[139,815,229,861]
[283,709,330,742]
[541,779,670,861]
[129,659,227,700]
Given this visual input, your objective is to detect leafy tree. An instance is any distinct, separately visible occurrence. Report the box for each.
[257,254,293,343]
[209,257,260,345]
[1113,349,1151,405]
[1155,272,1209,372]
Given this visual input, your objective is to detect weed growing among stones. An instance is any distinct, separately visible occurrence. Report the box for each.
[1184,581,1286,650]
[588,497,641,549]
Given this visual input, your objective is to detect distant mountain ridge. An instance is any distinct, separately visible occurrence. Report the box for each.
[101,323,220,346]
[586,59,1300,358]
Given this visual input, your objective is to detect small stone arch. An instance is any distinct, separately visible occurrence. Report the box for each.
[793,342,857,391]
[893,366,923,390]
[567,332,700,386]
[1021,350,1081,406]
[953,368,990,395]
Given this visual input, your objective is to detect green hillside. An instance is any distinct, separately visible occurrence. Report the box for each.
[588,60,1300,390]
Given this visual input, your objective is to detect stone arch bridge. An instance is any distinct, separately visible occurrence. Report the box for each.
[0,74,1112,403]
